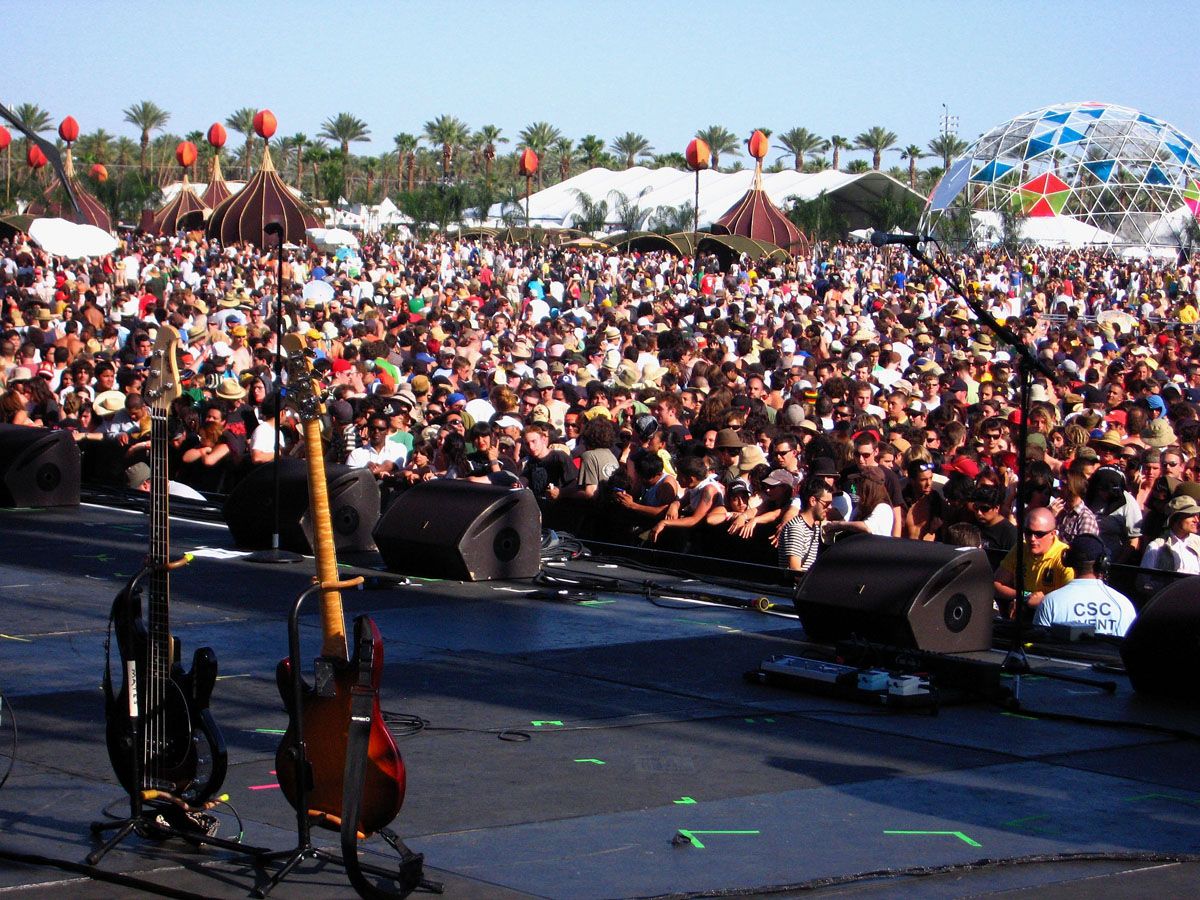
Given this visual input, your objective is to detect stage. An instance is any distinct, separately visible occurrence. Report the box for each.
[1,501,1198,897]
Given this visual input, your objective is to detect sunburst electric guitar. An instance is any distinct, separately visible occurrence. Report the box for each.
[273,334,405,835]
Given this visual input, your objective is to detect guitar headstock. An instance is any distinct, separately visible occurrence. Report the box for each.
[282,333,322,422]
[144,324,182,415]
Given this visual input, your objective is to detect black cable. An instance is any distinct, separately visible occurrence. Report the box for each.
[0,688,15,791]
[0,847,216,900]
[999,701,1200,741]
[632,849,1200,899]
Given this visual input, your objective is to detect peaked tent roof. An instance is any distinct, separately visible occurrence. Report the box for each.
[201,153,233,209]
[713,187,808,253]
[28,149,112,232]
[206,147,319,248]
[151,174,208,236]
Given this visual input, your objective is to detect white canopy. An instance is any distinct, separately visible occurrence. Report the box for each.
[483,166,923,231]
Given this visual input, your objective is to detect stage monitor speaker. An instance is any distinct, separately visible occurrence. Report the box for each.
[0,424,81,507]
[223,458,379,554]
[373,480,541,581]
[794,534,995,653]
[1120,575,1200,702]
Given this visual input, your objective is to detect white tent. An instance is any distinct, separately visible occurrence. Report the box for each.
[970,210,1117,248]
[483,166,923,231]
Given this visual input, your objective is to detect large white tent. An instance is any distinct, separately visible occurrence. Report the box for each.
[482,166,922,231]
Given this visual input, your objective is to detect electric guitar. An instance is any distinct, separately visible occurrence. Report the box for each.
[105,324,226,802]
[274,335,405,835]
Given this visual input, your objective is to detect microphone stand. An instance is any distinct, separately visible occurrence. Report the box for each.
[901,238,1055,696]
[248,221,302,565]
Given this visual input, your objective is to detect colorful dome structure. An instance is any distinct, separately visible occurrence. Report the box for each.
[923,102,1200,253]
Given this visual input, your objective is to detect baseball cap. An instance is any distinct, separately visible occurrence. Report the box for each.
[1065,534,1107,569]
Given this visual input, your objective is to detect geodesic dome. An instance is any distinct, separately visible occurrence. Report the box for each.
[923,102,1200,252]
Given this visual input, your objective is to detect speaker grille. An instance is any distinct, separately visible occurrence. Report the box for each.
[943,592,972,633]
[494,527,521,562]
[36,462,62,492]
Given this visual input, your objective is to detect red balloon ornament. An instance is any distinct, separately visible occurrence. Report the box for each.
[253,109,277,140]
[90,163,109,182]
[207,122,227,149]
[27,145,47,169]
[518,147,539,177]
[176,141,198,169]
[686,138,711,171]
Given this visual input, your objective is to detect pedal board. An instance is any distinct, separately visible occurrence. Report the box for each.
[747,654,936,709]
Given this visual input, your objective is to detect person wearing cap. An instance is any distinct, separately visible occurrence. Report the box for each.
[1136,494,1200,597]
[1033,534,1136,637]
[994,507,1073,616]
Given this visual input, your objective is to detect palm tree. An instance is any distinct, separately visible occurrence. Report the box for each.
[319,112,371,156]
[895,144,926,189]
[552,137,574,182]
[393,133,419,193]
[575,134,606,170]
[570,190,609,232]
[77,128,114,165]
[854,126,898,171]
[927,133,968,171]
[475,125,506,180]
[225,107,258,178]
[123,100,170,174]
[610,132,653,169]
[114,137,139,170]
[694,125,740,170]
[776,127,830,171]
[287,133,308,188]
[424,114,470,181]
[846,159,871,174]
[11,102,51,161]
[830,135,850,171]
[518,121,562,189]
[608,188,652,231]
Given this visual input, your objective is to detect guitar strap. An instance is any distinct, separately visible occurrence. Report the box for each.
[339,615,430,900]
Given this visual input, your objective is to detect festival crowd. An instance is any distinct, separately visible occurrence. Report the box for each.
[4,228,1200,636]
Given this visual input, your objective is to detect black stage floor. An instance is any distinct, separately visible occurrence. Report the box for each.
[1,502,1199,898]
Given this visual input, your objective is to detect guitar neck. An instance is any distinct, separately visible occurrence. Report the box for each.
[303,417,348,660]
[148,410,172,668]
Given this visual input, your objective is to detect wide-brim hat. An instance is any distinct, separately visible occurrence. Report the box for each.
[215,379,246,401]
[1140,417,1176,449]
[1167,494,1200,519]
[93,389,126,417]
[7,366,33,384]
[1088,429,1125,454]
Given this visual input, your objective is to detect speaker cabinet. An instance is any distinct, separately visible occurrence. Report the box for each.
[223,458,379,554]
[373,480,541,581]
[795,534,995,653]
[0,424,81,507]
[1121,575,1200,701]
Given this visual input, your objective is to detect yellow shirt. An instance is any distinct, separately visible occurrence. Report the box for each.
[999,538,1074,594]
[1179,303,1198,324]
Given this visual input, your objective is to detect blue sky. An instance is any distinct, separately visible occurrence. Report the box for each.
[8,0,1200,166]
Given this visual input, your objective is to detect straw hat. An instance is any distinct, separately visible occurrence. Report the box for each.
[1089,430,1125,454]
[215,379,246,402]
[738,445,768,472]
[93,390,126,417]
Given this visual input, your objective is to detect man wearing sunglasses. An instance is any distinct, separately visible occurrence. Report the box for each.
[993,507,1073,618]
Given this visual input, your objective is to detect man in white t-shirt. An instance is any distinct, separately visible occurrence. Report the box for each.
[347,413,407,475]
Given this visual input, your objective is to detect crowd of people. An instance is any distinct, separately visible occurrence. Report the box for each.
[3,225,1200,637]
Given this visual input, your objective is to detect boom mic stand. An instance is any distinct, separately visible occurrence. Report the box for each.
[902,239,1055,697]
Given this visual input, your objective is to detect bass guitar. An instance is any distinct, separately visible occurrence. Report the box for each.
[105,324,226,802]
[274,335,405,835]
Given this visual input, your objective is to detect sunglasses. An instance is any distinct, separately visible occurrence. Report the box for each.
[1024,528,1055,538]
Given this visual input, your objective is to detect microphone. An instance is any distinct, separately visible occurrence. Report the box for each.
[870,230,927,248]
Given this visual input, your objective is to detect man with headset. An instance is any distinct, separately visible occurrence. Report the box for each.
[1034,534,1138,637]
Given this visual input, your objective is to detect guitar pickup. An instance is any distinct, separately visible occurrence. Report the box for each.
[314,658,337,697]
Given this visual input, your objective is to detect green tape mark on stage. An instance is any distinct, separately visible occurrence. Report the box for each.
[74,553,114,562]
[0,633,32,642]
[1001,711,1038,721]
[574,758,605,765]
[252,728,287,735]
[579,599,615,607]
[885,829,981,848]
[673,797,696,805]
[531,720,564,727]
[676,829,759,849]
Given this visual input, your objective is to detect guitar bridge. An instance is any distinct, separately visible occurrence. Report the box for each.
[314,658,337,698]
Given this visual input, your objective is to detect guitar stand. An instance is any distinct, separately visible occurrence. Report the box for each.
[88,791,268,866]
[254,580,441,899]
